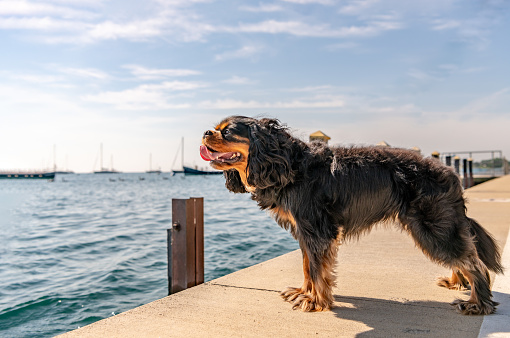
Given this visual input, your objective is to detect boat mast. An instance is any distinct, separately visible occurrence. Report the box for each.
[53,144,56,172]
[100,143,103,171]
[181,137,184,169]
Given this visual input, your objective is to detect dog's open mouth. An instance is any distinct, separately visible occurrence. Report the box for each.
[200,145,242,164]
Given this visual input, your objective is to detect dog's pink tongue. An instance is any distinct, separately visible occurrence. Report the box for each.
[200,145,214,161]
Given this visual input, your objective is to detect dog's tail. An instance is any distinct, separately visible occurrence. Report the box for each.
[469,217,504,274]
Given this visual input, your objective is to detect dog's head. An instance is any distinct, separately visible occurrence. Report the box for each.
[201,116,295,193]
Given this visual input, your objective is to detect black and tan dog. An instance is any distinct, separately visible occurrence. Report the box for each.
[200,116,503,315]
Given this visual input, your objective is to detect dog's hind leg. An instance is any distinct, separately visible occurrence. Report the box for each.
[401,194,498,315]
[437,269,470,291]
[280,239,338,312]
[451,258,498,315]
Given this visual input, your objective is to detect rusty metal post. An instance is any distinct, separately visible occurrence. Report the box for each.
[167,228,172,294]
[192,197,204,285]
[454,156,460,174]
[468,158,474,188]
[168,198,204,295]
[463,158,468,189]
[169,198,191,294]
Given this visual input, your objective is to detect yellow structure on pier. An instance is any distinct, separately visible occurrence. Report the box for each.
[309,131,331,144]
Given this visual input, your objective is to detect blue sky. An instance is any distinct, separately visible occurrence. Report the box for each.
[0,0,509,173]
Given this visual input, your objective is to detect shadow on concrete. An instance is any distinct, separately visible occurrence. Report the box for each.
[332,295,480,337]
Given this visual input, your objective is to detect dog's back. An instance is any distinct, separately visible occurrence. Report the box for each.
[313,146,456,238]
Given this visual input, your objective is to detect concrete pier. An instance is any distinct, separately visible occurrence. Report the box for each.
[59,176,510,337]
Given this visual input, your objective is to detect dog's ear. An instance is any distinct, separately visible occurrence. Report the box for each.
[247,118,295,189]
[224,169,248,193]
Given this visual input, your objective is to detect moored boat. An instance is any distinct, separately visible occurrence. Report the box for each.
[183,166,222,175]
[94,143,121,174]
[93,169,119,174]
[146,153,161,174]
[0,171,56,179]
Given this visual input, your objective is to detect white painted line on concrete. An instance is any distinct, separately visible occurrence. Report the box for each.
[478,228,510,338]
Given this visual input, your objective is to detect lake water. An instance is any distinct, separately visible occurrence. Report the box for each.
[0,173,299,337]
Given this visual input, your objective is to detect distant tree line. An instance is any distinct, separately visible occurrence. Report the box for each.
[473,157,509,168]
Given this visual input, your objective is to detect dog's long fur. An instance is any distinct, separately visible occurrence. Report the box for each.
[202,116,503,315]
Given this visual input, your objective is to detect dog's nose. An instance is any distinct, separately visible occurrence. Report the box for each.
[203,130,213,138]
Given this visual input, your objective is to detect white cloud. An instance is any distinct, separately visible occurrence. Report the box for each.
[199,96,345,109]
[82,89,190,110]
[153,0,213,6]
[285,85,335,92]
[45,0,107,6]
[431,19,461,30]
[425,3,508,51]
[84,83,344,111]
[123,64,201,80]
[239,3,284,12]
[338,0,380,15]
[0,0,98,19]
[84,19,163,42]
[59,67,110,79]
[281,0,335,5]
[231,19,401,37]
[215,45,263,61]
[149,81,207,91]
[0,16,85,31]
[0,69,76,88]
[364,103,419,115]
[0,0,404,44]
[461,67,486,74]
[82,81,206,110]
[407,68,434,81]
[234,20,319,36]
[222,76,254,85]
[406,64,471,86]
[9,73,64,84]
[454,87,510,116]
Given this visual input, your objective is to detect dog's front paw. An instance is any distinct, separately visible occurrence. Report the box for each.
[280,287,330,312]
[280,287,303,303]
[437,276,469,291]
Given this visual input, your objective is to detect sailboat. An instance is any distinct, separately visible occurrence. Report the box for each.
[171,137,221,175]
[171,137,185,174]
[183,166,222,175]
[146,153,162,174]
[94,143,120,174]
[50,145,74,174]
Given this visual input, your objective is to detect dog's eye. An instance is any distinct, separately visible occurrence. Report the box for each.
[223,129,231,135]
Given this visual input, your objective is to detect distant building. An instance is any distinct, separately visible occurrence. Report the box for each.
[310,131,331,144]
[376,140,391,147]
